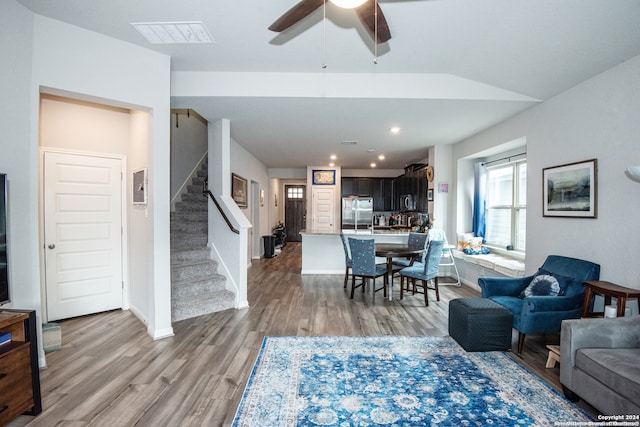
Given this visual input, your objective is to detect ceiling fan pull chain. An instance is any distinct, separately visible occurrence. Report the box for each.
[322,0,328,68]
[373,0,378,64]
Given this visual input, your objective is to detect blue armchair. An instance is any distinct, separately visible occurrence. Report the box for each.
[478,255,600,353]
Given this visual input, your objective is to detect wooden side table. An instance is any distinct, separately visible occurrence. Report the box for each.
[581,280,640,318]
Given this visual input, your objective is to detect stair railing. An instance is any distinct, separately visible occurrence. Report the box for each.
[203,176,240,234]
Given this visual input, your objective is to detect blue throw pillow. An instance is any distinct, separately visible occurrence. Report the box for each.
[533,268,575,296]
[520,274,560,298]
[463,246,490,255]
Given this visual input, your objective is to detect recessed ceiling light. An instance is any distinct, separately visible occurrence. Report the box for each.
[131,22,215,44]
[330,155,337,160]
[378,155,385,160]
[329,162,335,167]
[370,163,377,168]
[390,127,401,134]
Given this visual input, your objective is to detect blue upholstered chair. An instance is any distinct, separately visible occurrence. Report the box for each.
[478,255,601,353]
[392,232,429,269]
[339,233,352,289]
[398,239,445,306]
[348,238,388,299]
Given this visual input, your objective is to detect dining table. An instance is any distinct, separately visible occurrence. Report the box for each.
[375,243,425,301]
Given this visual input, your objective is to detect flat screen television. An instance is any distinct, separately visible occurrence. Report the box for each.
[0,173,9,305]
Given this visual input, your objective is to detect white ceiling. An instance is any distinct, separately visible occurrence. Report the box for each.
[17,0,640,169]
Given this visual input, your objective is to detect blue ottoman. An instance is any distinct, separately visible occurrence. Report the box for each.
[449,298,513,352]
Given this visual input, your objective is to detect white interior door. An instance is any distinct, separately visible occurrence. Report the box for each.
[312,187,335,232]
[43,151,123,321]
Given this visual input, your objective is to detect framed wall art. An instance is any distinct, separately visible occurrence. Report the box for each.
[543,159,597,218]
[312,170,336,185]
[132,168,147,205]
[232,173,248,208]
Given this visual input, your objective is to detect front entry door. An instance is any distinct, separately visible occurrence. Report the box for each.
[43,151,124,321]
[284,185,306,242]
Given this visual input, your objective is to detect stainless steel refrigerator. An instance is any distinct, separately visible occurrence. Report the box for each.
[341,197,373,230]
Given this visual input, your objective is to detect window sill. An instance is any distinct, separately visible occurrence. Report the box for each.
[452,249,525,278]
[483,245,525,261]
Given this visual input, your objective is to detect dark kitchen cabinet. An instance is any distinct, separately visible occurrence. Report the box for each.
[392,165,429,212]
[372,178,393,211]
[415,169,428,212]
[392,175,410,210]
[341,177,355,197]
[341,177,373,197]
[355,178,372,196]
[382,178,393,211]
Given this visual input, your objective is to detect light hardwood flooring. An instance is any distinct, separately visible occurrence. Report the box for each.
[10,242,597,426]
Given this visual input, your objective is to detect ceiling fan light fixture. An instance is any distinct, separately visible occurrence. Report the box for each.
[329,0,368,9]
[625,166,640,183]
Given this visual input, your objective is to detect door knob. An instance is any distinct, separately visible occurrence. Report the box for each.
[48,244,55,249]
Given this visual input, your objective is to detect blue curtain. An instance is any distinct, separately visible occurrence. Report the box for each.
[472,162,486,240]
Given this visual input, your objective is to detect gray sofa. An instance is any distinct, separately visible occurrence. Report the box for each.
[560,315,640,415]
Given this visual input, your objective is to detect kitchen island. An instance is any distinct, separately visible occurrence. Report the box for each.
[300,228,412,275]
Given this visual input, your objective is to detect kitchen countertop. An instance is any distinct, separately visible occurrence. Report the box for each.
[300,228,413,236]
[300,228,413,274]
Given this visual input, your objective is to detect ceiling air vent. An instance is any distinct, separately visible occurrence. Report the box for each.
[341,141,358,145]
[131,22,215,44]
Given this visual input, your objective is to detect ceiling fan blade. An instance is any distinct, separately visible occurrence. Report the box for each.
[355,1,391,44]
[269,0,326,32]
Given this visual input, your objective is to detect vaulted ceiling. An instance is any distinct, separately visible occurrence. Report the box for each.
[17,0,640,168]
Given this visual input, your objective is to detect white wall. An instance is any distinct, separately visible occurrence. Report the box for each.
[0,1,40,351]
[452,54,640,288]
[0,4,174,359]
[231,139,270,257]
[128,111,152,324]
[39,95,131,153]
[342,169,404,178]
[30,14,173,339]
[170,113,208,200]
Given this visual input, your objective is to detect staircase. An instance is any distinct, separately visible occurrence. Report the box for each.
[170,158,235,322]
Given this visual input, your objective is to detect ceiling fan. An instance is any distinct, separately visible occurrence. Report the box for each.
[269,0,392,44]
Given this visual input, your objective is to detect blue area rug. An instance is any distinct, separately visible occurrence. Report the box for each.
[232,336,591,426]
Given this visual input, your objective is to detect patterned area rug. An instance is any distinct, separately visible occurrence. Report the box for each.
[232,336,591,426]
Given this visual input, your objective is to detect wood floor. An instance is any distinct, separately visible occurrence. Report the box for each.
[10,242,597,426]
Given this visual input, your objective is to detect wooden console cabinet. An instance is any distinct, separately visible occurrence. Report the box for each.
[0,309,42,425]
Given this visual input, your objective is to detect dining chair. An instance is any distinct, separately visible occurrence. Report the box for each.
[428,228,460,286]
[339,233,352,289]
[392,232,429,289]
[399,239,445,306]
[392,232,429,269]
[348,237,388,299]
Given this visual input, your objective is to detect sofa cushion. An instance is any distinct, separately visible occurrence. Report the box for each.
[576,348,640,406]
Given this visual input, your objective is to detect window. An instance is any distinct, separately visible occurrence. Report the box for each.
[485,161,526,251]
[287,187,304,199]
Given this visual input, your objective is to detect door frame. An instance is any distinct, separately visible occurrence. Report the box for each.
[39,147,129,322]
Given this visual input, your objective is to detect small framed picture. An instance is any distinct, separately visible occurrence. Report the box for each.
[543,159,597,218]
[312,170,336,185]
[132,168,147,205]
[232,173,248,208]
[427,189,434,201]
